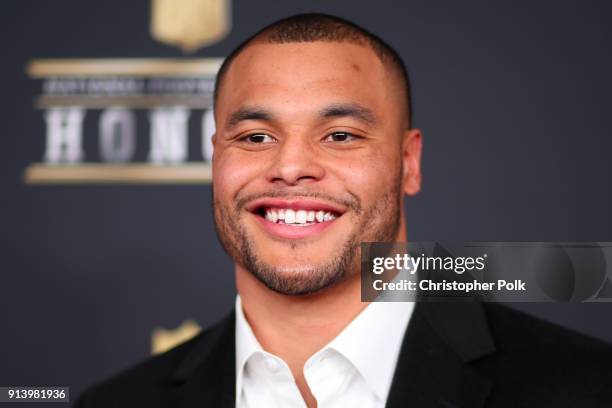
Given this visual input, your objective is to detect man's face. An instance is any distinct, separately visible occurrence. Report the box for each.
[212,41,421,295]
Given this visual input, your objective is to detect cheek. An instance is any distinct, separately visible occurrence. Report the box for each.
[330,147,402,199]
[212,149,267,199]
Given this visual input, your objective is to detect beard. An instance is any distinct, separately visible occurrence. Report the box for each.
[213,178,402,296]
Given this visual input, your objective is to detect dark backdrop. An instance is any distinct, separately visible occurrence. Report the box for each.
[1,0,611,400]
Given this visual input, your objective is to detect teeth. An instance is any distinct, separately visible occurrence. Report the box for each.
[263,208,338,225]
[296,210,307,224]
[284,209,296,223]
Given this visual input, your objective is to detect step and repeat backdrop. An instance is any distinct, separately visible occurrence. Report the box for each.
[1,0,612,401]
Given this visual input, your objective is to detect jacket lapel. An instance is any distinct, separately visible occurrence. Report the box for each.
[171,312,236,408]
[386,301,495,408]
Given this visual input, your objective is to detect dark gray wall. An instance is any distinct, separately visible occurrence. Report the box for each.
[1,0,611,400]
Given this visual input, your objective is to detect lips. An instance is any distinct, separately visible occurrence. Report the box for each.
[246,198,345,239]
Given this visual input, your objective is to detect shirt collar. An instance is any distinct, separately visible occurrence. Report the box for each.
[235,295,414,403]
[325,300,414,402]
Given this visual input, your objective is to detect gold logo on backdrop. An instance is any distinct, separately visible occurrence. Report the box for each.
[151,0,231,52]
[151,319,202,354]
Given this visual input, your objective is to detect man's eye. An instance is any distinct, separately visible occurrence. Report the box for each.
[324,132,359,142]
[242,133,276,144]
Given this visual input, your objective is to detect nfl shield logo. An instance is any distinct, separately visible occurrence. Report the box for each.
[151,0,232,52]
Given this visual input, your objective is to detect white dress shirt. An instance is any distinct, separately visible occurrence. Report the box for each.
[235,296,414,408]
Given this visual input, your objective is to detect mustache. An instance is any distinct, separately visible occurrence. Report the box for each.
[234,189,362,214]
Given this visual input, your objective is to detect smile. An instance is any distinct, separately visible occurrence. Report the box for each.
[246,198,345,239]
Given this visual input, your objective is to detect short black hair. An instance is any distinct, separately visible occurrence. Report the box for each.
[213,13,413,127]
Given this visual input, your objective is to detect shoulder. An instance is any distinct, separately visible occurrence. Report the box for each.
[483,303,612,355]
[75,313,234,408]
[479,303,612,404]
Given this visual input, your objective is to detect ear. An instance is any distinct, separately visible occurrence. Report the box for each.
[401,128,422,196]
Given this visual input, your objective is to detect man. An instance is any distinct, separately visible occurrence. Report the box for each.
[77,13,612,407]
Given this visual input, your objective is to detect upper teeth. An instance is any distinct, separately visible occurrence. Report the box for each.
[264,209,337,225]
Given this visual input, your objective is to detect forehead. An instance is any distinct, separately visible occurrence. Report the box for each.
[217,41,398,119]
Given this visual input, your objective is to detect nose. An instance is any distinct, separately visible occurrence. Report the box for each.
[266,134,325,186]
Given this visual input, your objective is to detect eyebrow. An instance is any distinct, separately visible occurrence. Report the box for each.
[319,103,378,126]
[226,106,274,129]
[224,102,378,130]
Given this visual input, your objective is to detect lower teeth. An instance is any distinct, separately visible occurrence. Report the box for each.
[276,221,315,226]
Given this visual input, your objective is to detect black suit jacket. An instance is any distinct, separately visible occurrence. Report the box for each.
[76,302,612,407]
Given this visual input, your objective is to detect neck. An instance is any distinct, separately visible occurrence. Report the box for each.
[237,266,367,408]
[237,266,367,373]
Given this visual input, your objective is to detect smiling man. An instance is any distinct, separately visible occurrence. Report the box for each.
[77,13,612,408]
[210,14,421,408]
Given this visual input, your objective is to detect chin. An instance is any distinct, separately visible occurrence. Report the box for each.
[257,251,336,271]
